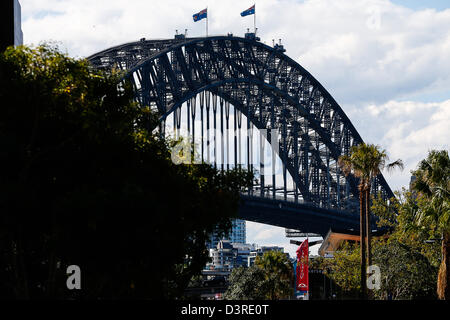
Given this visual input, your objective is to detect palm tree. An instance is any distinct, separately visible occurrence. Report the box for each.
[411,150,450,300]
[338,143,403,299]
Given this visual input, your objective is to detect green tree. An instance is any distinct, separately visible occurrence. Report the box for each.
[369,188,441,300]
[254,250,294,300]
[410,150,450,300]
[372,239,437,300]
[322,242,361,295]
[0,44,253,299]
[372,189,441,268]
[338,143,403,298]
[225,251,293,300]
[224,266,266,300]
[312,238,438,300]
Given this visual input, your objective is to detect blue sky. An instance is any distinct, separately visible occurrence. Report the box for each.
[391,0,449,11]
[19,0,450,257]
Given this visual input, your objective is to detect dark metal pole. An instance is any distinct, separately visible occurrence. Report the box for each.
[191,96,196,160]
[225,100,230,171]
[213,94,217,169]
[206,92,211,164]
[220,97,224,171]
[234,106,238,169]
[360,185,367,300]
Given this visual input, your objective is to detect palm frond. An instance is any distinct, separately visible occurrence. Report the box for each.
[386,159,404,174]
[338,155,353,177]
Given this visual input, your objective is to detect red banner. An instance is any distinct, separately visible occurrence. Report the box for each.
[296,239,309,292]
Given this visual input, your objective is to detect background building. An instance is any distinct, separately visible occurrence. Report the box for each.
[206,240,254,272]
[207,219,246,249]
[1,0,23,52]
[205,240,288,272]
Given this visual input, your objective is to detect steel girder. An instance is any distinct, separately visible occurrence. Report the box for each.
[87,35,395,214]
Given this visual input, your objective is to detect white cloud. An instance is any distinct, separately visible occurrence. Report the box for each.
[348,99,450,192]
[246,221,296,257]
[20,0,450,105]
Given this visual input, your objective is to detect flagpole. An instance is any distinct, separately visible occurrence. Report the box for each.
[254,3,256,33]
[206,7,208,37]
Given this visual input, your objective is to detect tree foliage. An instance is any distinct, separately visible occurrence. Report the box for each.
[254,250,293,300]
[0,44,253,299]
[372,150,449,299]
[338,144,403,190]
[372,189,441,267]
[223,266,267,300]
[411,150,450,235]
[410,150,450,300]
[315,238,438,300]
[372,239,437,300]
[224,250,293,300]
[320,242,361,294]
[313,186,441,300]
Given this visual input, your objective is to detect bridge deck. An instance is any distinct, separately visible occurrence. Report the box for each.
[239,195,376,237]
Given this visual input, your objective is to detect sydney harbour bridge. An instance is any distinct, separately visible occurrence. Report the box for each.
[87,32,394,237]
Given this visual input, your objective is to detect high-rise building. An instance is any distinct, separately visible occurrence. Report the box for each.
[1,0,23,52]
[229,219,246,244]
[207,219,246,249]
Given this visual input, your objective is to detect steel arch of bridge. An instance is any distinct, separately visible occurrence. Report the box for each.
[88,35,394,232]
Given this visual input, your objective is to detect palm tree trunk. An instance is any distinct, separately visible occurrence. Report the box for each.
[365,186,372,300]
[365,186,372,267]
[437,232,450,300]
[359,185,367,299]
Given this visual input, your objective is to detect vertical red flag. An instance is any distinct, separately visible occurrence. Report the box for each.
[296,238,309,292]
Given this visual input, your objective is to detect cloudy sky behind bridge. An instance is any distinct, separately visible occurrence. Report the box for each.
[19,0,450,257]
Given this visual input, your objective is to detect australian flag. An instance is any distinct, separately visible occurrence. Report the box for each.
[240,5,255,17]
[193,8,207,22]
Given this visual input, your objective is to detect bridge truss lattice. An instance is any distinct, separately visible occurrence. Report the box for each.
[88,34,394,215]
